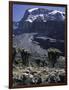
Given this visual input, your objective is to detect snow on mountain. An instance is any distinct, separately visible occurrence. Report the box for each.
[26,19,33,23]
[26,14,46,23]
[13,8,65,55]
[28,8,38,12]
[48,10,65,20]
[49,10,64,15]
[25,8,65,23]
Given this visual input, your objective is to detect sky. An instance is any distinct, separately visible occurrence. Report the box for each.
[13,4,65,22]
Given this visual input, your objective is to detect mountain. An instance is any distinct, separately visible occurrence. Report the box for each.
[13,8,65,39]
[13,8,65,55]
[13,22,19,29]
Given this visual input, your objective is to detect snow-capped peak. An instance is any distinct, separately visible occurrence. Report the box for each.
[28,8,38,12]
[26,14,47,23]
[48,10,65,20]
[25,8,65,23]
[49,10,63,15]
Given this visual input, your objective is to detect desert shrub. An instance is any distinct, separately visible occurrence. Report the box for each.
[47,48,62,67]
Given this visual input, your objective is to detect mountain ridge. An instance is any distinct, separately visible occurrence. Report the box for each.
[13,8,65,54]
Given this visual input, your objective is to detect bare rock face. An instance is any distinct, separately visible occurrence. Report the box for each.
[13,8,65,40]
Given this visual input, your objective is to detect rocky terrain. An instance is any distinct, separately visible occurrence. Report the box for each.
[13,66,65,86]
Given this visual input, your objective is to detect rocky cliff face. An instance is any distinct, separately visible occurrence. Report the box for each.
[13,8,65,39]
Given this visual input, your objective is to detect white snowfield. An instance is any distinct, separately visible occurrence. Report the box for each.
[28,8,38,12]
[26,14,46,23]
[26,8,65,23]
[49,10,64,15]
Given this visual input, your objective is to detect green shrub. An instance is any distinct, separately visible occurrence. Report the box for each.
[47,48,62,67]
[19,48,31,66]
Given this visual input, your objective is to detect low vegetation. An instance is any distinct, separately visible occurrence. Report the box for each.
[13,47,65,87]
